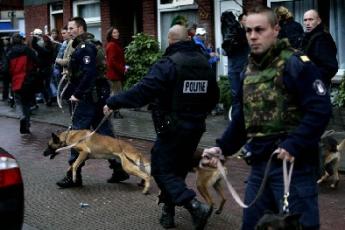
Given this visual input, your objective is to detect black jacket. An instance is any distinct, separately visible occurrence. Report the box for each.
[278,18,304,49]
[299,24,338,87]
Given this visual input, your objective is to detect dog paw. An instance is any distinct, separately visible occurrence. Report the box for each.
[317,179,323,184]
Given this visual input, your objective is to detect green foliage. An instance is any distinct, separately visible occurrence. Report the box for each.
[170,15,188,27]
[124,33,162,90]
[218,75,232,111]
[332,75,345,107]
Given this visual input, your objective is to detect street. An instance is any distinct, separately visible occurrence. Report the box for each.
[0,117,242,230]
[1,116,345,229]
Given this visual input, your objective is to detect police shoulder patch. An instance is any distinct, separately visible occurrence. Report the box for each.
[300,55,310,62]
[313,79,327,96]
[83,56,91,64]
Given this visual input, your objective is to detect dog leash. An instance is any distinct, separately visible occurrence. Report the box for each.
[208,150,293,210]
[282,158,294,214]
[56,73,68,110]
[55,110,113,153]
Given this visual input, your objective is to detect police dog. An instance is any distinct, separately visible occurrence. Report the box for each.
[193,148,227,214]
[317,136,344,188]
[43,130,151,194]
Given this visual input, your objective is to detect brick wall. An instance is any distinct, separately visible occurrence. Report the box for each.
[63,0,72,27]
[100,0,111,45]
[142,0,157,36]
[24,4,49,36]
[197,0,214,46]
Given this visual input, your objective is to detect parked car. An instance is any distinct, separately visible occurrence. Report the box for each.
[0,147,24,229]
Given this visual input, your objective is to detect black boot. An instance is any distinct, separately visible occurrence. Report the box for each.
[56,170,82,188]
[107,160,129,183]
[107,169,130,183]
[184,198,213,230]
[20,119,30,134]
[159,204,176,229]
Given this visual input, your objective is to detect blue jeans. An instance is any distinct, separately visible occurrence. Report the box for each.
[242,160,320,230]
[227,47,249,97]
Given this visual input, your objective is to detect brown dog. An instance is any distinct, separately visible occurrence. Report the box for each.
[317,136,344,188]
[43,130,151,194]
[193,149,227,214]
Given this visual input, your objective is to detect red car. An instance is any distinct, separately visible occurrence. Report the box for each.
[0,147,24,229]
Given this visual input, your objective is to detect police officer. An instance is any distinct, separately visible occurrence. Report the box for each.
[203,6,331,230]
[103,25,219,229]
[56,16,129,188]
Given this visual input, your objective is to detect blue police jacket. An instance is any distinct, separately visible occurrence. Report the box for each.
[216,52,332,161]
[68,33,98,100]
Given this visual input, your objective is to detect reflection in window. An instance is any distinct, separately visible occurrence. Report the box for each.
[78,3,100,18]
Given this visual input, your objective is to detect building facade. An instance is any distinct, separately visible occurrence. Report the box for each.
[21,0,344,77]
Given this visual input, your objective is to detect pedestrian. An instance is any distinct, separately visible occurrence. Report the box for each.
[1,36,12,103]
[103,24,219,229]
[299,9,338,88]
[274,6,304,49]
[55,26,74,79]
[7,33,39,134]
[193,27,219,69]
[203,6,331,230]
[56,16,129,188]
[221,11,250,104]
[54,25,70,84]
[105,27,126,119]
[31,30,55,106]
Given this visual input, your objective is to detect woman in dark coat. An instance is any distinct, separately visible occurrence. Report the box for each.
[105,27,126,118]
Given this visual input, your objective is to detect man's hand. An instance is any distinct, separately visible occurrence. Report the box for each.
[201,147,223,168]
[274,147,295,162]
[103,105,113,116]
[69,95,79,102]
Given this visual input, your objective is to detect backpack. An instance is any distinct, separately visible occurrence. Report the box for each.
[221,11,247,55]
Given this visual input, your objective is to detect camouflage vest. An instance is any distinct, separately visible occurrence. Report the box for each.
[243,39,302,137]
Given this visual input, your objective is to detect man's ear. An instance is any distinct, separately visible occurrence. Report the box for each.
[52,133,60,143]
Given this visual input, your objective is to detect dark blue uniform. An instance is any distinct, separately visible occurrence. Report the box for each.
[107,41,219,206]
[217,51,331,229]
[65,33,118,175]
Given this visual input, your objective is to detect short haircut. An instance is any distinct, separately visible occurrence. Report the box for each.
[69,16,87,32]
[247,5,278,27]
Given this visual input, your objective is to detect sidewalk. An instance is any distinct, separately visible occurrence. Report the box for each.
[0,100,229,147]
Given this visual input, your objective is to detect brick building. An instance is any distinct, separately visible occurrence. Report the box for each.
[22,0,344,77]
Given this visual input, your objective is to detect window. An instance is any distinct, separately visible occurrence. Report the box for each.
[158,0,194,10]
[73,0,101,40]
[330,0,345,72]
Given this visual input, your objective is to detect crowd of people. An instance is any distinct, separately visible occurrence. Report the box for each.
[0,4,340,230]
